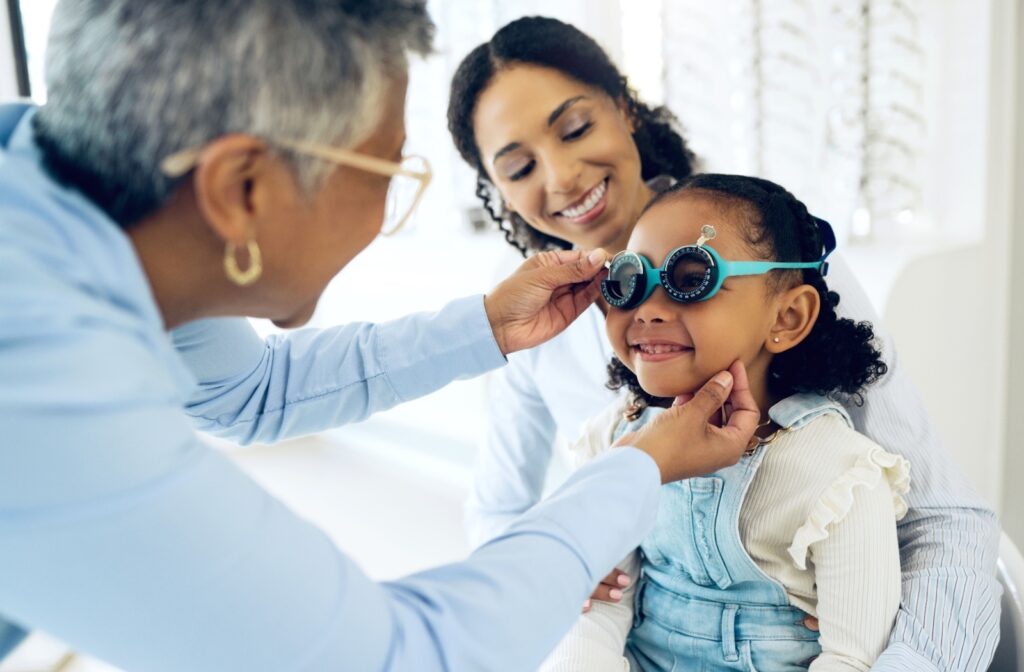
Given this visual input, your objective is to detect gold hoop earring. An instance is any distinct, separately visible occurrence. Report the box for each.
[224,239,263,286]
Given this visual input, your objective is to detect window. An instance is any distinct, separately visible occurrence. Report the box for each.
[10,0,56,101]
[3,1,27,97]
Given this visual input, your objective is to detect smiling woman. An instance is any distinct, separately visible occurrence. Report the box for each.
[448,15,696,256]
[473,67,645,253]
[445,16,706,551]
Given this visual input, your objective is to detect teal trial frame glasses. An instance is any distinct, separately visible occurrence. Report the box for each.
[601,220,837,310]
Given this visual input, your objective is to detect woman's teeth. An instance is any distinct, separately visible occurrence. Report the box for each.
[636,344,688,354]
[560,179,607,218]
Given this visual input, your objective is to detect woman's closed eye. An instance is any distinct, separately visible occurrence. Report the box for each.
[561,120,593,141]
[504,121,593,181]
[507,159,536,181]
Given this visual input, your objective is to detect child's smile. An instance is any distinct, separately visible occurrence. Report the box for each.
[630,338,695,362]
[606,194,781,403]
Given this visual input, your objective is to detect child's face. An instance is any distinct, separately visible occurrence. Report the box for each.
[605,195,780,399]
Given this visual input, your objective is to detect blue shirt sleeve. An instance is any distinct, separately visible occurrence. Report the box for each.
[170,295,506,444]
[0,279,663,670]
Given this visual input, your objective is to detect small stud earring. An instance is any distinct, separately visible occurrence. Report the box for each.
[772,336,781,343]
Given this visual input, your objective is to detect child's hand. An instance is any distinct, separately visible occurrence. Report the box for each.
[583,569,631,611]
[615,360,759,484]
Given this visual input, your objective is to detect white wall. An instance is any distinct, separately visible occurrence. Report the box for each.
[880,0,1018,516]
[1002,0,1024,547]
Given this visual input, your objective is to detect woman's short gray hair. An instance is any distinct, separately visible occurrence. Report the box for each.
[33,0,433,227]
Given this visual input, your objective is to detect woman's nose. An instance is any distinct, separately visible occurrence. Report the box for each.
[543,153,582,194]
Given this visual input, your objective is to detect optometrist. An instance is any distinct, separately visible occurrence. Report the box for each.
[0,3,761,671]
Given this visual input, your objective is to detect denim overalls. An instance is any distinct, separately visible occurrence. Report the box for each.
[619,395,850,671]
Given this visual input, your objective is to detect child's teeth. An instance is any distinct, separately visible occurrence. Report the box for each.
[640,344,684,354]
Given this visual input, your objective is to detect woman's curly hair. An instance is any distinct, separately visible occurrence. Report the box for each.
[608,174,888,413]
[447,16,696,257]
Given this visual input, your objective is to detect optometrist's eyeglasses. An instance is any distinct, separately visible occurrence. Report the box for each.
[161,139,432,236]
[601,219,836,309]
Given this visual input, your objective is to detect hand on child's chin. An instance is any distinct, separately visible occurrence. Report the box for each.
[673,392,730,428]
[672,393,694,407]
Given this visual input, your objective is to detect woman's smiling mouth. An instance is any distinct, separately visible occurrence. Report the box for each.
[554,177,609,225]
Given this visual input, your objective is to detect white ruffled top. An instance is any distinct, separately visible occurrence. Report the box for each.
[546,396,911,672]
[741,406,910,670]
[787,443,911,571]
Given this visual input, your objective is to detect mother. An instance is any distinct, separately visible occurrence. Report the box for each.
[448,15,1001,670]
[0,3,763,671]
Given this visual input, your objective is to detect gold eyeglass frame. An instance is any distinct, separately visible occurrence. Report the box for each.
[160,139,433,236]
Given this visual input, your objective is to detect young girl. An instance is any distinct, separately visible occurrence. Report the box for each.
[543,174,910,672]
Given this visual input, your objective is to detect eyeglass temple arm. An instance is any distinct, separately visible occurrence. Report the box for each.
[721,216,837,278]
[718,260,824,277]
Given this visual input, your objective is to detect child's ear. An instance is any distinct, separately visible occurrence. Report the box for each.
[766,284,820,353]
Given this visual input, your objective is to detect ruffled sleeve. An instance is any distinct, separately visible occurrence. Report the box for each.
[788,447,911,570]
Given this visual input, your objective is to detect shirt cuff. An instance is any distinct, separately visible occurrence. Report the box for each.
[871,643,941,671]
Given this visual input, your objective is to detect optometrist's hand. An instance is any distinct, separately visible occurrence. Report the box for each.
[614,360,759,484]
[484,248,608,356]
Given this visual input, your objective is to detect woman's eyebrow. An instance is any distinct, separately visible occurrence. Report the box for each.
[547,95,587,127]
[493,142,522,164]
[491,96,590,165]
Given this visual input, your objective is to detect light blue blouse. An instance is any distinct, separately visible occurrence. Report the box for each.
[0,104,662,671]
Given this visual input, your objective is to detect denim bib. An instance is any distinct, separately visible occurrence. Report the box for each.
[618,394,849,671]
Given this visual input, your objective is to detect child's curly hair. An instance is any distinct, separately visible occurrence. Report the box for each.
[608,174,888,413]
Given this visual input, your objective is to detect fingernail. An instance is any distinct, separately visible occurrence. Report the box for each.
[609,588,623,600]
[712,371,733,388]
[617,575,631,587]
[588,249,607,266]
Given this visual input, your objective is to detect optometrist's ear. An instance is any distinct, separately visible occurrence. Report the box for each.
[766,284,820,353]
[190,134,282,247]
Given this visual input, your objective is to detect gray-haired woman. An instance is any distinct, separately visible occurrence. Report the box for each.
[0,2,759,670]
